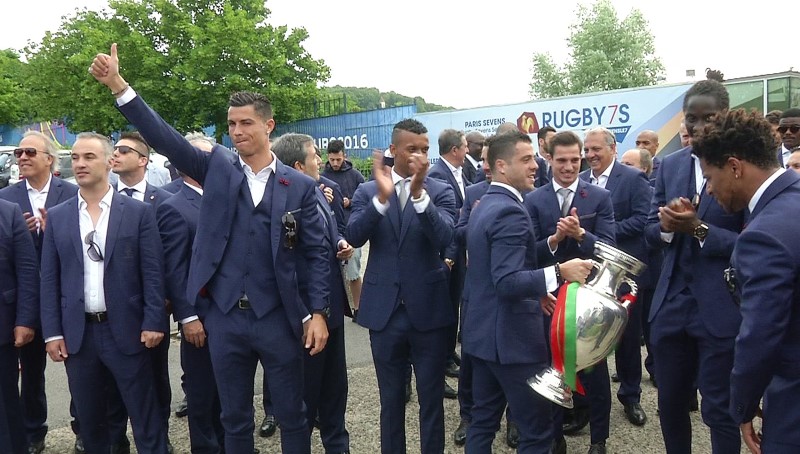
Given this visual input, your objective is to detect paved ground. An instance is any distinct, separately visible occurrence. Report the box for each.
[34,239,745,453]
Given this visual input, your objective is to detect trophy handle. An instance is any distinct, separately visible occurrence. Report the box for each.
[623,277,638,297]
[590,259,603,271]
[619,277,638,310]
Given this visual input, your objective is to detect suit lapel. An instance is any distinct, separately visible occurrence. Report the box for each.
[572,180,592,216]
[183,185,201,210]
[315,187,334,245]
[44,178,62,209]
[68,200,83,265]
[271,163,288,262]
[15,182,34,214]
[750,171,799,219]
[605,163,622,194]
[438,159,463,205]
[386,189,402,242]
[104,192,124,269]
[543,183,562,226]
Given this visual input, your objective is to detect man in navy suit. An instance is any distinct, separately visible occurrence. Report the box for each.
[580,127,652,430]
[645,80,745,454]
[156,134,228,453]
[535,126,557,188]
[273,133,353,453]
[527,131,616,454]
[0,198,39,454]
[692,109,800,454]
[462,130,592,453]
[777,109,800,167]
[40,132,169,454]
[108,130,174,451]
[464,131,484,184]
[0,131,77,453]
[92,44,330,454]
[346,119,457,453]
[428,128,470,387]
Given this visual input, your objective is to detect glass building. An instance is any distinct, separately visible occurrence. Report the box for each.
[725,71,800,112]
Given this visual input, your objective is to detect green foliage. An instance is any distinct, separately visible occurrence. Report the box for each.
[0,49,34,125]
[21,0,330,136]
[529,0,664,99]
[317,86,451,116]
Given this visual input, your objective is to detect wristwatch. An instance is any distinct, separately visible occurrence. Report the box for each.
[693,222,709,241]
[312,307,331,320]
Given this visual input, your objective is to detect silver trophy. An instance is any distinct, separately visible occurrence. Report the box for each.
[528,242,646,408]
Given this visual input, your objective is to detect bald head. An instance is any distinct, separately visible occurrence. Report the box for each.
[620,148,653,176]
[635,130,659,156]
[496,122,519,135]
[466,131,485,160]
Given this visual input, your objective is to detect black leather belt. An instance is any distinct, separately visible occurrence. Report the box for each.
[237,298,251,310]
[85,312,109,323]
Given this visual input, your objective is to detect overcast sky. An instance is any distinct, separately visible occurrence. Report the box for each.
[2,0,791,109]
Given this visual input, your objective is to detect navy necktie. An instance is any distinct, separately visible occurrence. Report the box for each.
[122,188,135,197]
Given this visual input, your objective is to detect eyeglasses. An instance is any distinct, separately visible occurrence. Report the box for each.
[777,125,800,135]
[282,212,297,249]
[723,266,740,307]
[114,145,147,158]
[84,230,104,262]
[13,148,38,158]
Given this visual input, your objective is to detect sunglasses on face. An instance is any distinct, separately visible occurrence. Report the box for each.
[84,230,104,262]
[778,125,800,135]
[13,148,38,158]
[114,145,147,158]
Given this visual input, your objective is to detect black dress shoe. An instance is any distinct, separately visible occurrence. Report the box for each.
[610,373,620,383]
[445,362,460,378]
[453,419,469,446]
[175,396,188,417]
[551,435,567,454]
[563,408,590,435]
[649,375,657,388]
[74,436,85,454]
[452,351,461,366]
[444,382,458,399]
[351,309,358,323]
[259,414,277,437]
[506,421,519,449]
[587,441,607,454]
[689,395,699,412]
[28,440,45,454]
[405,381,412,404]
[623,402,647,426]
[110,441,131,454]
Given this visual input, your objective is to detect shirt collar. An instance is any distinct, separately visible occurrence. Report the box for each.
[239,152,278,180]
[118,177,148,194]
[391,168,407,186]
[26,173,53,194]
[748,168,785,213]
[465,154,480,169]
[592,159,615,181]
[441,157,459,173]
[184,181,203,196]
[490,182,523,202]
[78,185,114,210]
[552,177,580,193]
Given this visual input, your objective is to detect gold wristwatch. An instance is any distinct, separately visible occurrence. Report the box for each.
[693,222,709,241]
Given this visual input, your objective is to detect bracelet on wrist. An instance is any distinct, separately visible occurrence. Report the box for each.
[554,262,564,285]
[112,84,129,97]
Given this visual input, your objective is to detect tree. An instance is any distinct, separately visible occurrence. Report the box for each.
[0,49,33,125]
[23,0,330,137]
[318,86,451,116]
[529,0,664,99]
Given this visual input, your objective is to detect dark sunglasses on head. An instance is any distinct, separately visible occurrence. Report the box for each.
[778,125,800,135]
[114,145,147,158]
[13,148,38,158]
[84,230,104,262]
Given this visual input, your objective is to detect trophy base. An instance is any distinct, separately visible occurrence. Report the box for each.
[528,367,574,409]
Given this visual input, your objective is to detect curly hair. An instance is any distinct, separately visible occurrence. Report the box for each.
[683,80,730,111]
[691,109,779,170]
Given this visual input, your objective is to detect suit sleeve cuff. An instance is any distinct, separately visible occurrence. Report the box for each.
[116,87,138,106]
[544,266,558,293]
[179,315,199,325]
[412,190,430,213]
[660,231,675,243]
[44,335,64,343]
[372,195,389,216]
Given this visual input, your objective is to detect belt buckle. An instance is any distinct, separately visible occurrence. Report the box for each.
[87,312,104,323]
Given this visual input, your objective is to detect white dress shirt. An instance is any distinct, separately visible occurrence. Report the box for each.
[781,144,792,168]
[117,178,148,202]
[548,178,581,255]
[589,159,615,189]
[441,158,465,200]
[239,154,277,206]
[26,174,52,231]
[372,168,430,214]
